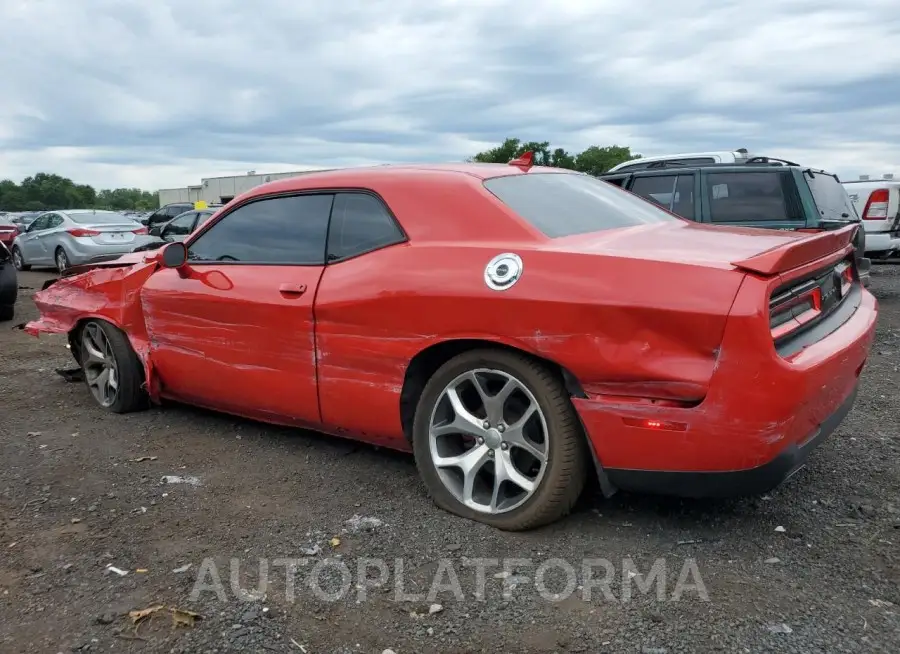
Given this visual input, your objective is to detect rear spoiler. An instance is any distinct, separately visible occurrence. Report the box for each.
[731,224,858,276]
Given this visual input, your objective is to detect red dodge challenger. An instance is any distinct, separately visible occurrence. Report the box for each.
[25,157,878,530]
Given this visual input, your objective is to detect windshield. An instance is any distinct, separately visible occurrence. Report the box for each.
[806,172,859,222]
[483,172,679,238]
[69,211,135,225]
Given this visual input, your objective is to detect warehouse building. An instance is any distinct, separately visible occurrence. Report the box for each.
[157,169,332,207]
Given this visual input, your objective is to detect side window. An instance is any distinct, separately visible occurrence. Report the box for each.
[48,215,64,228]
[163,213,196,237]
[708,172,795,223]
[188,194,334,264]
[28,215,49,232]
[167,205,188,218]
[671,175,695,219]
[326,193,404,261]
[630,175,679,209]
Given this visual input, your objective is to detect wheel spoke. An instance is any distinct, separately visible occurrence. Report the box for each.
[496,451,536,494]
[432,387,490,439]
[502,406,545,462]
[459,445,491,507]
[83,339,106,367]
[483,378,518,425]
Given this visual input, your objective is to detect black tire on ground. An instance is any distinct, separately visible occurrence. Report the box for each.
[79,319,149,413]
[12,246,30,271]
[0,304,13,321]
[412,348,588,531]
[55,247,70,273]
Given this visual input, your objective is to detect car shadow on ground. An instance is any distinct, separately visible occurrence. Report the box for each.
[156,398,770,534]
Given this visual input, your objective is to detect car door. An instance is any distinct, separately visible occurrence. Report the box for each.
[140,193,333,424]
[39,213,67,260]
[18,214,51,263]
[314,191,409,446]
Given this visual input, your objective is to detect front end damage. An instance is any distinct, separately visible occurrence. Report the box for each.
[25,256,163,401]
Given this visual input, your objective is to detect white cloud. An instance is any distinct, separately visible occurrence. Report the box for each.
[0,0,898,192]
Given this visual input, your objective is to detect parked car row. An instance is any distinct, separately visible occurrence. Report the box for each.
[24,156,877,531]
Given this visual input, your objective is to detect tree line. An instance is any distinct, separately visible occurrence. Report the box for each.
[1,140,637,214]
[469,138,641,175]
[0,173,159,212]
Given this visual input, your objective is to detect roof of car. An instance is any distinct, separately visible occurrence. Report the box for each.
[240,162,573,199]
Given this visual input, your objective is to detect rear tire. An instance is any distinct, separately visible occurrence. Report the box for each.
[78,320,148,413]
[412,348,588,531]
[12,246,30,271]
[0,304,13,322]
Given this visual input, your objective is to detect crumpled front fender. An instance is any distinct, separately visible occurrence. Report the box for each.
[25,261,162,400]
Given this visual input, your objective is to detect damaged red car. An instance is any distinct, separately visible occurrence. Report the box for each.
[25,158,878,530]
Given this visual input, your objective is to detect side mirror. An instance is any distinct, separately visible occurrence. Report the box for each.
[148,226,162,237]
[160,242,188,268]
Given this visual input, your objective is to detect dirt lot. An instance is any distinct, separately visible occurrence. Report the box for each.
[1,266,899,654]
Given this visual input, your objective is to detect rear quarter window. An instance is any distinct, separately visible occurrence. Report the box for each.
[483,172,679,238]
[806,173,859,221]
[707,171,801,223]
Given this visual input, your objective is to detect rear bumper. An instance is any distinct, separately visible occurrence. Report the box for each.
[603,384,858,497]
[574,284,877,498]
[65,238,153,265]
[863,231,900,255]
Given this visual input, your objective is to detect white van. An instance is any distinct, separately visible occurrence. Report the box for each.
[842,175,900,258]
[607,149,754,173]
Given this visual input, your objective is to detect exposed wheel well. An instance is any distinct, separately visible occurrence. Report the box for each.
[399,339,586,443]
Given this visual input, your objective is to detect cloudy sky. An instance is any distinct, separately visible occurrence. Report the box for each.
[1,0,899,191]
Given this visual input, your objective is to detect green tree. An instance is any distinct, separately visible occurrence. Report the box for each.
[470,138,640,176]
[574,145,640,176]
[0,174,158,212]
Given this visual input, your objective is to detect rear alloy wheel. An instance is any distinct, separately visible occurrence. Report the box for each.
[79,320,148,413]
[12,246,30,271]
[413,349,588,531]
[55,247,70,273]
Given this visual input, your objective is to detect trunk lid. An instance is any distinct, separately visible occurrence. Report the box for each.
[80,223,143,245]
[547,221,855,274]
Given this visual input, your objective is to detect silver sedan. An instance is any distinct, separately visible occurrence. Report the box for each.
[11,210,154,272]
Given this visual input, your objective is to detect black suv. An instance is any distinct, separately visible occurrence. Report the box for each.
[144,203,195,229]
[599,157,870,284]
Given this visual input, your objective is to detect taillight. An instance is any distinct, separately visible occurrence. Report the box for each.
[67,228,101,237]
[770,282,822,340]
[769,261,855,341]
[132,227,148,235]
[861,188,889,220]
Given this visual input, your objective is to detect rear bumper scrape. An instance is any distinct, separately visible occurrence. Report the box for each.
[602,384,858,498]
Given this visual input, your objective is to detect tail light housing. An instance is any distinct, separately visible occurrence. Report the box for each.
[67,228,101,237]
[132,227,148,235]
[769,261,854,340]
[861,189,889,220]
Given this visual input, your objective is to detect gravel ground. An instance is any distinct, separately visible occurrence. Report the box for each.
[1,266,899,654]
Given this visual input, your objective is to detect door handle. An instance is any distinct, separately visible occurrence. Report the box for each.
[279,283,307,296]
